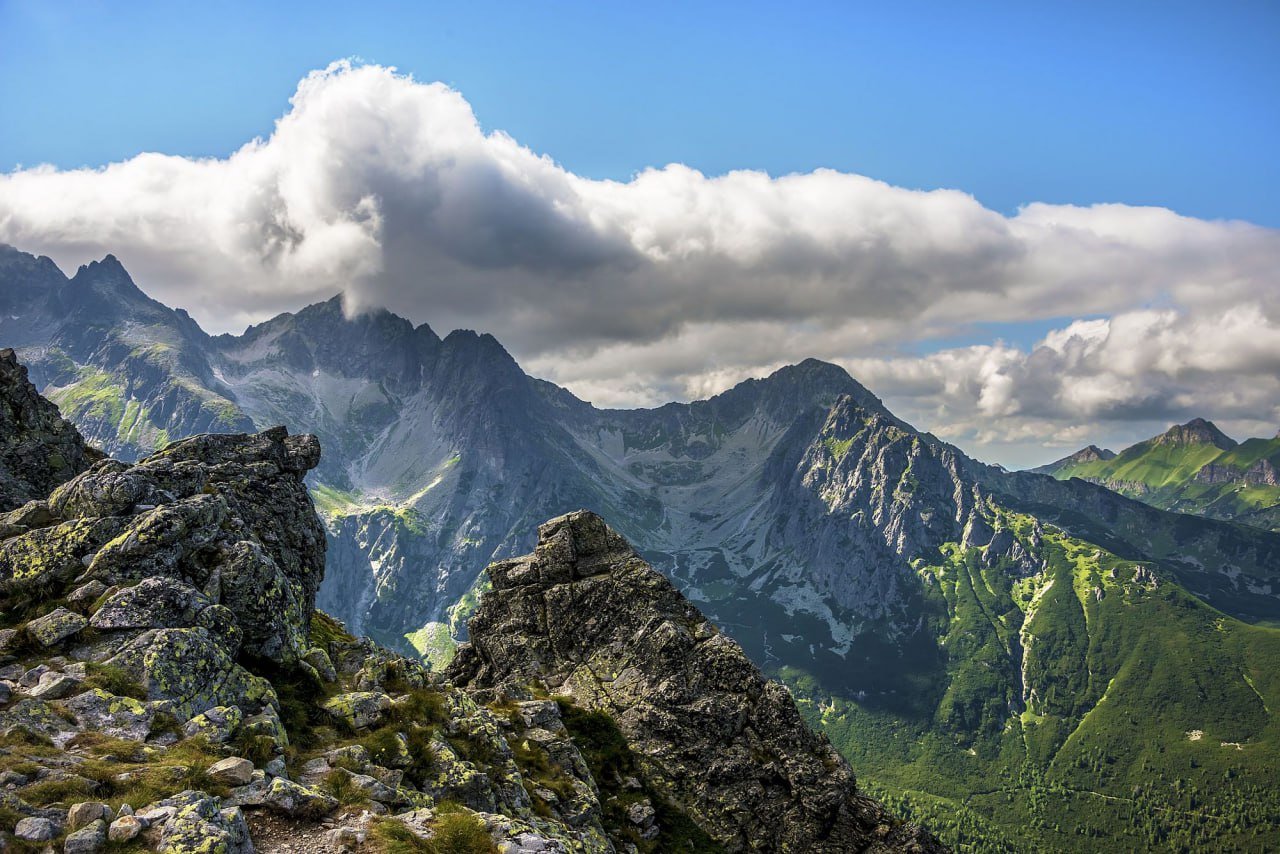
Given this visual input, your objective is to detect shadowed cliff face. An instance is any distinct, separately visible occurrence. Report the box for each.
[0,348,100,512]
[449,510,944,854]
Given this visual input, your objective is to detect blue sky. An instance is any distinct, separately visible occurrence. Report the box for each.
[2,0,1278,225]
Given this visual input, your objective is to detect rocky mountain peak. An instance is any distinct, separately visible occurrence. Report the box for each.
[1154,417,1237,450]
[0,348,100,512]
[449,510,942,853]
[1030,443,1117,473]
[1073,444,1116,462]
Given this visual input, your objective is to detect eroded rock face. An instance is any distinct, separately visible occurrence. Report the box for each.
[0,348,99,512]
[5,426,325,669]
[450,510,943,854]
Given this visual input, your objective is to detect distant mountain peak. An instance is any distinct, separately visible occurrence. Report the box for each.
[1027,443,1116,474]
[1154,417,1237,450]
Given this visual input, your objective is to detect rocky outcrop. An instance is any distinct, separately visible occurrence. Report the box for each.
[450,510,942,853]
[4,425,325,670]
[1152,417,1237,449]
[1028,443,1115,474]
[0,348,99,512]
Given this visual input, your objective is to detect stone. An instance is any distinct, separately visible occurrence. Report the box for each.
[62,818,108,853]
[28,670,82,700]
[207,757,255,786]
[106,627,274,720]
[66,802,112,831]
[261,777,338,819]
[322,691,391,730]
[13,816,56,841]
[182,704,243,743]
[107,815,143,842]
[264,757,288,778]
[18,665,48,687]
[25,607,88,646]
[303,646,338,682]
[89,577,214,632]
[62,689,156,742]
[156,791,252,854]
[627,800,655,827]
[66,580,107,605]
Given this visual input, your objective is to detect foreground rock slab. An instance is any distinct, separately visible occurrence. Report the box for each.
[450,510,943,853]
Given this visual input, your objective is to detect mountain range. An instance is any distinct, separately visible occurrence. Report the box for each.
[1034,419,1280,532]
[2,346,936,851]
[4,244,1280,851]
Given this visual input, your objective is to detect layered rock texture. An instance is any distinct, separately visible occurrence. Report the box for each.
[0,351,932,852]
[451,511,941,853]
[0,348,99,512]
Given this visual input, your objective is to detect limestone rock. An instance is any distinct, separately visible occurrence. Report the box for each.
[107,815,143,842]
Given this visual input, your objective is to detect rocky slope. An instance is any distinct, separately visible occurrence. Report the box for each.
[0,354,933,852]
[1035,418,1280,531]
[450,511,940,853]
[0,349,100,512]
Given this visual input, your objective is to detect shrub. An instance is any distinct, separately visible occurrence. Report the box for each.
[391,688,449,727]
[429,808,498,854]
[320,769,367,806]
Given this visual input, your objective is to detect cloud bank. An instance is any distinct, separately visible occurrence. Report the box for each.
[1,61,1277,465]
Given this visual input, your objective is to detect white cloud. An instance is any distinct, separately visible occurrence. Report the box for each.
[0,60,1277,466]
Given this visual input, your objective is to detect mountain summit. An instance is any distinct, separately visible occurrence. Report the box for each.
[5,247,1280,850]
[1152,417,1238,450]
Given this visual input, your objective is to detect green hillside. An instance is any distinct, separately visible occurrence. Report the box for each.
[1041,421,1280,532]
[784,511,1280,852]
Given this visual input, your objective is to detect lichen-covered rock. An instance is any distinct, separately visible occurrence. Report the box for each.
[62,688,161,741]
[259,777,338,819]
[322,691,391,730]
[21,423,325,669]
[451,511,943,854]
[0,348,99,512]
[106,628,274,720]
[0,697,78,745]
[182,705,244,744]
[0,517,126,595]
[155,791,253,854]
[89,577,214,632]
[24,607,88,647]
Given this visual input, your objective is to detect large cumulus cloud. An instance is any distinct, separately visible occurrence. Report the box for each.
[1,60,1277,465]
